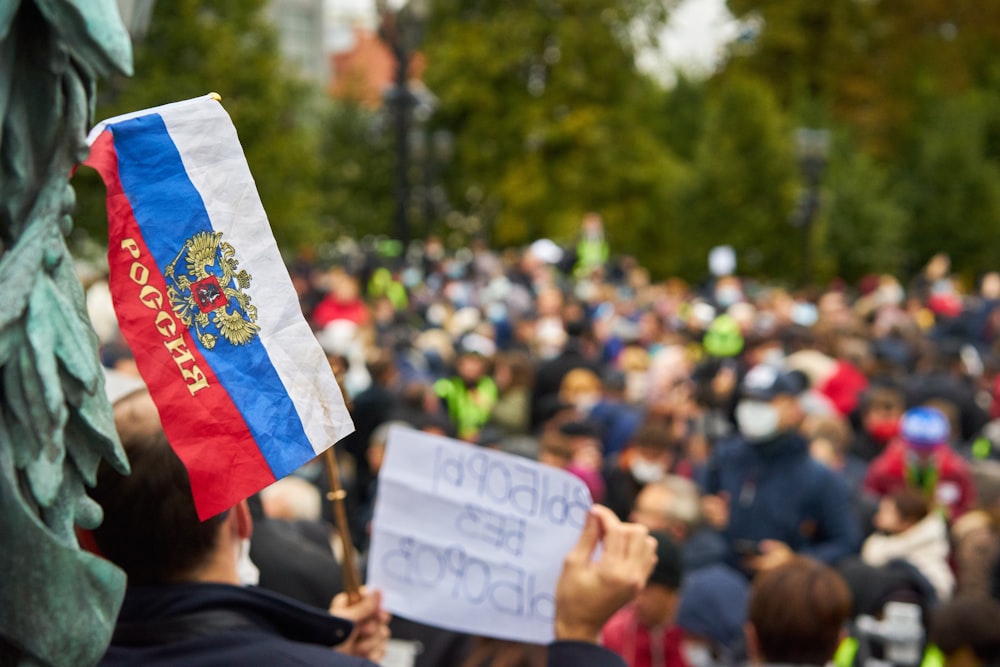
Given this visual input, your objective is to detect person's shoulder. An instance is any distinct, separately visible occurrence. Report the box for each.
[101,631,377,667]
[937,445,972,471]
[549,641,627,667]
[710,437,750,466]
[598,604,634,647]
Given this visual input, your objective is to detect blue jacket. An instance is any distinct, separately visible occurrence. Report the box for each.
[704,432,860,566]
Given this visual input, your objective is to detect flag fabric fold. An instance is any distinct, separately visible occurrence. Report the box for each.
[84,94,354,519]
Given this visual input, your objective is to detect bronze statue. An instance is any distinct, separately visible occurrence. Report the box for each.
[0,1,133,665]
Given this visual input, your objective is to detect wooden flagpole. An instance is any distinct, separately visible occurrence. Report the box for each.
[322,447,363,604]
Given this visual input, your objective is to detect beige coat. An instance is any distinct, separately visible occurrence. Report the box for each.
[862,513,954,601]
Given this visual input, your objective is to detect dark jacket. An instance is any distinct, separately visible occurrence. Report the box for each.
[704,432,861,566]
[250,517,344,610]
[548,641,627,666]
[99,582,374,667]
[100,583,628,667]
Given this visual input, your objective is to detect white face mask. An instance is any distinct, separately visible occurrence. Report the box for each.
[682,642,714,667]
[235,538,260,587]
[736,400,780,442]
[630,457,665,484]
[573,393,601,413]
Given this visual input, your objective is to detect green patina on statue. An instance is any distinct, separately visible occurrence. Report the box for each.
[0,1,133,665]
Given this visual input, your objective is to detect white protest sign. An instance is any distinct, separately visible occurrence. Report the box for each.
[367,426,593,644]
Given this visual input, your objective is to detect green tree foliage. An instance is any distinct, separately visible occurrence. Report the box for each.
[422,0,686,274]
[723,0,1000,281]
[677,76,798,280]
[898,92,1000,278]
[74,0,324,253]
[318,102,395,239]
[819,139,906,282]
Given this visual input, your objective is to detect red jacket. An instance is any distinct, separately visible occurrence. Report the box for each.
[601,603,687,667]
[311,296,370,329]
[863,440,976,518]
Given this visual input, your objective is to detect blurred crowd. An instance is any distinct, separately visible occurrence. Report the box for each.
[86,217,1000,667]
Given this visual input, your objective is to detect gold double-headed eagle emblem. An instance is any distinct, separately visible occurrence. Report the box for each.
[164,231,260,349]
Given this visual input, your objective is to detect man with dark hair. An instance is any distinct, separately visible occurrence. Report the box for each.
[747,558,853,666]
[91,388,657,667]
[90,389,388,666]
[601,532,686,667]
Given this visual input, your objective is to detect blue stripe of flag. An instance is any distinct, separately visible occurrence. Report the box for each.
[111,113,317,478]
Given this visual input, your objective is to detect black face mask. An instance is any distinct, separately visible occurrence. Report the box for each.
[462,377,479,390]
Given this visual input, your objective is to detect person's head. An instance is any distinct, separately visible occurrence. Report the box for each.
[860,384,906,444]
[89,390,250,586]
[677,565,750,667]
[703,314,745,358]
[634,532,683,628]
[630,475,702,541]
[930,597,1000,667]
[900,406,950,461]
[492,351,534,393]
[735,365,808,443]
[558,419,604,469]
[368,353,399,390]
[874,488,929,535]
[980,272,1000,300]
[581,211,604,236]
[627,421,678,484]
[746,557,852,666]
[536,285,563,318]
[559,368,603,412]
[331,270,360,302]
[926,253,951,281]
[367,420,412,475]
[456,350,489,386]
[259,476,321,522]
[803,414,851,469]
[538,430,573,469]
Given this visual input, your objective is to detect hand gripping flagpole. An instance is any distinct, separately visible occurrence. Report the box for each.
[323,448,363,604]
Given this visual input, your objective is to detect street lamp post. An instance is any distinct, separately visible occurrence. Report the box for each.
[792,128,830,286]
[378,0,430,251]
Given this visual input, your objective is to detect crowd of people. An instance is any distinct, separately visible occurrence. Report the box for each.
[86,221,1000,667]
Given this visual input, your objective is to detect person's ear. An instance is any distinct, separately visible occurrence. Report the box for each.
[234,499,253,540]
[744,623,761,665]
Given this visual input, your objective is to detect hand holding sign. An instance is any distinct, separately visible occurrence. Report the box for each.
[554,505,657,643]
[367,427,593,644]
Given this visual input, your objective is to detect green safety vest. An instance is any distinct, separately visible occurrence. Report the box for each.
[574,237,609,277]
[433,376,498,439]
[834,636,944,667]
[368,268,408,310]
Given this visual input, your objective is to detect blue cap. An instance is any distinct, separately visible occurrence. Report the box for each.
[900,407,949,449]
[676,564,749,652]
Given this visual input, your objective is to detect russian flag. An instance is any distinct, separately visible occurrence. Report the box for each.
[84,95,354,519]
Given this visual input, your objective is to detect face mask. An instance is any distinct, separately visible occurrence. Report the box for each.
[630,458,665,484]
[715,287,742,307]
[867,419,899,444]
[682,643,714,667]
[760,348,785,366]
[235,538,260,587]
[574,393,601,413]
[736,400,780,442]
